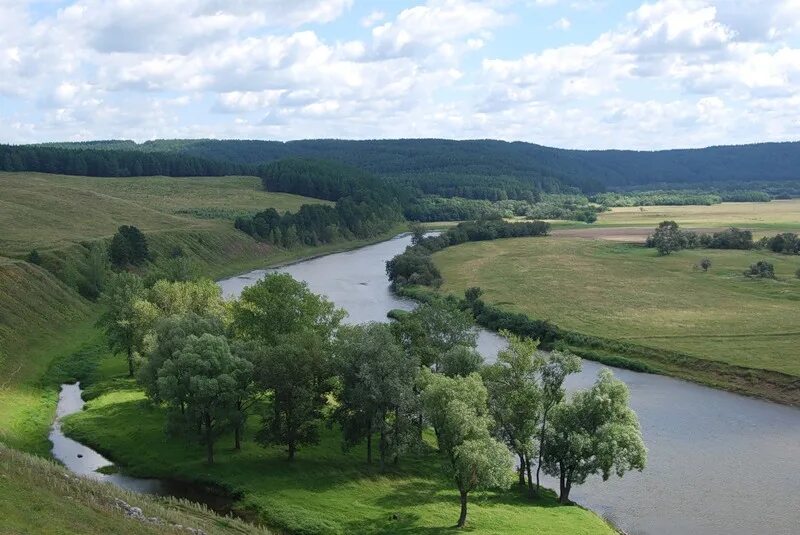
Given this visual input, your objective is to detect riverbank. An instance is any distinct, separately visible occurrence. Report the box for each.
[0,443,270,535]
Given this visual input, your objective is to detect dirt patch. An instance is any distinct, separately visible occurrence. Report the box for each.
[551,227,726,242]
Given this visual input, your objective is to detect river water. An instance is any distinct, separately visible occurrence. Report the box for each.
[52,234,800,534]
[219,234,800,535]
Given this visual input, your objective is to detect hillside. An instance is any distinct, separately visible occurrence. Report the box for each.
[37,138,800,192]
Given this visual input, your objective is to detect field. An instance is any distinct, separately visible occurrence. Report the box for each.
[435,238,800,379]
[0,172,329,256]
[595,199,800,229]
[62,350,615,535]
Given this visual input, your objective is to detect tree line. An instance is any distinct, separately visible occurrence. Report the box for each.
[97,270,645,527]
[647,222,800,256]
[593,190,772,207]
[0,144,244,177]
[386,219,550,288]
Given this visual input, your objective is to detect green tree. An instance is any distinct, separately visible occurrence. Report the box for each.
[542,369,646,503]
[109,225,150,267]
[409,221,426,246]
[483,332,543,496]
[649,221,687,256]
[256,333,334,461]
[535,350,581,492]
[232,273,344,345]
[392,297,477,370]
[97,272,146,377]
[441,345,483,378]
[146,279,227,320]
[79,242,111,300]
[699,257,712,272]
[744,260,776,279]
[334,323,418,469]
[26,249,42,265]
[138,313,225,403]
[157,333,252,464]
[419,370,514,528]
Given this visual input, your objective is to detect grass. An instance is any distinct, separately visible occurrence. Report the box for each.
[434,237,800,379]
[63,358,615,535]
[0,172,329,256]
[595,199,800,229]
[0,443,271,535]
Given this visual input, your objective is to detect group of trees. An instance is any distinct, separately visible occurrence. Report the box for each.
[593,189,772,207]
[759,233,800,255]
[387,219,550,288]
[646,222,754,255]
[0,144,243,177]
[403,195,601,224]
[96,269,645,527]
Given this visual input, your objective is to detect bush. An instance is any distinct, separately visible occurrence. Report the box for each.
[744,260,775,279]
[795,268,800,279]
[699,258,711,272]
[26,249,42,265]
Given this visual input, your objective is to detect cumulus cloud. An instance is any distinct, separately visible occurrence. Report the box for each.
[1,0,799,148]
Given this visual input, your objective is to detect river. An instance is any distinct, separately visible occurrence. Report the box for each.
[53,234,800,534]
[220,234,800,535]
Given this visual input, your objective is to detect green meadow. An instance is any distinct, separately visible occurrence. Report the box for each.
[434,237,800,380]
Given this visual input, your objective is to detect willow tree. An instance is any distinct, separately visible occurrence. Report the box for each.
[420,370,513,528]
[542,369,646,503]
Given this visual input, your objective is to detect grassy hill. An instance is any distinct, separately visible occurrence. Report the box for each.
[0,172,328,256]
[0,444,270,535]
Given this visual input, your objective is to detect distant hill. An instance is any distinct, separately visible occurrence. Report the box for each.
[30,138,800,193]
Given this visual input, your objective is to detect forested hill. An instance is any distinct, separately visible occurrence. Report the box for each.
[37,138,800,191]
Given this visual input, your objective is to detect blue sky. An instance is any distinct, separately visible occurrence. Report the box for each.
[1,0,799,149]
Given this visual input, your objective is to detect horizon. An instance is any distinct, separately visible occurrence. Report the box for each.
[2,1,799,149]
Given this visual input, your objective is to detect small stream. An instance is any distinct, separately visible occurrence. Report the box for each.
[50,382,234,514]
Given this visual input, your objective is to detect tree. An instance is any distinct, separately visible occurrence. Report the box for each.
[535,350,581,492]
[648,221,687,256]
[483,332,543,496]
[97,272,146,377]
[146,279,226,320]
[699,258,712,272]
[392,297,477,370]
[796,267,800,279]
[256,333,334,461]
[409,221,426,246]
[79,242,111,300]
[744,260,775,279]
[138,313,225,403]
[157,333,252,464]
[109,225,150,267]
[542,369,646,503]
[232,273,344,346]
[334,323,419,468]
[441,345,484,378]
[26,249,42,265]
[419,370,514,528]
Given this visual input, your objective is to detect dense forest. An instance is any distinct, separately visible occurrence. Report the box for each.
[37,138,800,193]
[1,144,243,177]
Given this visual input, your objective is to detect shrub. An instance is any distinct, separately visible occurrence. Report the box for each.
[26,249,42,265]
[699,258,711,272]
[795,267,800,279]
[744,260,775,279]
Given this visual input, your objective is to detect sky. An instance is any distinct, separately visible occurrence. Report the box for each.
[1,0,799,149]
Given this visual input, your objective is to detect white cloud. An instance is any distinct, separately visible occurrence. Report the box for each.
[549,17,571,30]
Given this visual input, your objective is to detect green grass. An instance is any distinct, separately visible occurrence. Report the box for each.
[595,199,800,228]
[435,237,800,378]
[63,364,615,535]
[0,444,271,535]
[0,172,329,256]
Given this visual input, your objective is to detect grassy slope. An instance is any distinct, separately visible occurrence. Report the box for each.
[0,172,328,256]
[434,238,800,401]
[0,444,270,535]
[63,359,614,535]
